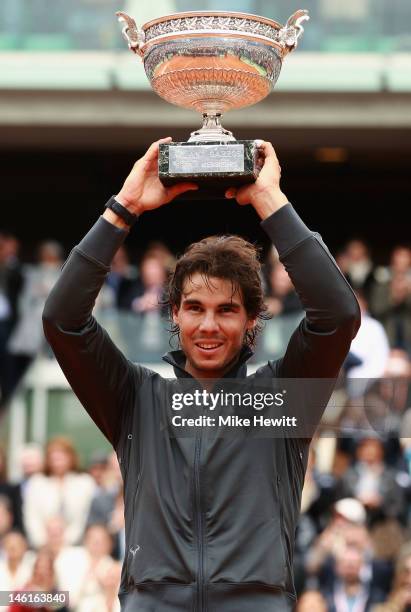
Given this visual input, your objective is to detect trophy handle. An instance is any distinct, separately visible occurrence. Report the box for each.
[278,9,309,51]
[116,11,145,57]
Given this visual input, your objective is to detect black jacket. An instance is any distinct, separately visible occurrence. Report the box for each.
[42,204,360,611]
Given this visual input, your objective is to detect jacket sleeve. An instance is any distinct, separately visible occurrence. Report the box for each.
[261,204,361,379]
[42,216,152,449]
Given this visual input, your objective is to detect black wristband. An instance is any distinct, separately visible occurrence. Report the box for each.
[104,196,139,227]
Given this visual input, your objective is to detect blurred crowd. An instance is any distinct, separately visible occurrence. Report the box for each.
[0,440,123,612]
[0,229,411,611]
[2,418,411,610]
[1,230,410,402]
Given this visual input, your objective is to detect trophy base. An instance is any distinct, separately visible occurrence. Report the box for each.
[159,140,260,200]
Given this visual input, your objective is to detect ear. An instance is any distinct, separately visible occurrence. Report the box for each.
[246,318,257,331]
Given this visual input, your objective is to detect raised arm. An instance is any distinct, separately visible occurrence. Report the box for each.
[226,142,361,379]
[43,138,198,447]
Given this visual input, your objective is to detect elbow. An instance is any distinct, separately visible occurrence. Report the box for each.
[42,301,54,328]
[42,298,59,337]
[336,294,361,339]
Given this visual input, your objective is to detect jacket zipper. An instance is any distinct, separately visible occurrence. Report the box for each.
[194,430,205,611]
[276,474,287,581]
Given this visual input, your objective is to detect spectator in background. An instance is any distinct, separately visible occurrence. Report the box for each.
[294,446,337,593]
[323,545,386,611]
[87,452,109,492]
[346,291,390,398]
[0,447,23,531]
[336,397,376,445]
[122,251,169,354]
[3,241,64,402]
[105,245,138,311]
[104,451,123,491]
[359,350,411,469]
[343,239,375,300]
[115,242,173,314]
[76,559,121,612]
[44,515,89,609]
[18,443,44,502]
[130,253,167,315]
[373,542,411,612]
[0,495,14,540]
[295,590,328,611]
[305,498,367,581]
[338,437,404,525]
[306,501,394,605]
[370,246,411,355]
[0,530,35,592]
[23,437,96,548]
[42,515,95,609]
[71,524,116,610]
[8,548,68,612]
[87,452,125,560]
[144,241,175,271]
[300,446,337,534]
[372,246,411,287]
[0,231,23,404]
[265,261,302,316]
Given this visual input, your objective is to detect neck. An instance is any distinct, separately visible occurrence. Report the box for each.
[8,559,20,573]
[344,580,361,596]
[184,352,241,384]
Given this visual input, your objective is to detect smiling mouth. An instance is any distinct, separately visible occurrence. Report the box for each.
[195,342,224,351]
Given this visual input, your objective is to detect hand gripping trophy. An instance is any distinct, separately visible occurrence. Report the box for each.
[116,9,309,198]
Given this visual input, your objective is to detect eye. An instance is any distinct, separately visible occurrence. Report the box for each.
[187,304,201,312]
[220,306,234,313]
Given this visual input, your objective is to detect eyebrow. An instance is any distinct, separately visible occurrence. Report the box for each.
[182,298,242,309]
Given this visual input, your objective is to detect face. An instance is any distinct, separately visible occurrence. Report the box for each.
[357,439,384,465]
[141,257,166,288]
[39,246,61,265]
[270,264,292,297]
[89,462,106,486]
[32,551,54,586]
[346,240,368,262]
[391,247,411,272]
[403,557,411,593]
[172,273,255,380]
[3,532,27,561]
[296,591,327,612]
[0,502,13,536]
[47,447,72,476]
[84,526,112,558]
[336,547,363,582]
[21,448,44,477]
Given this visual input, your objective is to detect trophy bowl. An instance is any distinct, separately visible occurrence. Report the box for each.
[117,9,309,141]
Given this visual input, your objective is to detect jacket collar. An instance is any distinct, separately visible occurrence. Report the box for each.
[161,344,253,380]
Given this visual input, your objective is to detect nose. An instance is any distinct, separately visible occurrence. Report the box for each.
[198,310,219,334]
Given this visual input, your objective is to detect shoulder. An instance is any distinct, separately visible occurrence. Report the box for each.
[66,472,96,491]
[130,363,158,386]
[25,473,49,491]
[252,359,282,379]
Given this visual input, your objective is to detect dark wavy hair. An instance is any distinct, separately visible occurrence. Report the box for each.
[164,235,270,348]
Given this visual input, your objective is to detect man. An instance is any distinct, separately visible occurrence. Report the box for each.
[43,138,360,611]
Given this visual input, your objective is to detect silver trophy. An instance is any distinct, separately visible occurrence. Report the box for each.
[117,9,309,197]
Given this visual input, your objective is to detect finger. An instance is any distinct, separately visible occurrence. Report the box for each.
[166,182,199,201]
[234,186,252,206]
[225,188,237,199]
[143,137,173,163]
[256,140,278,162]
